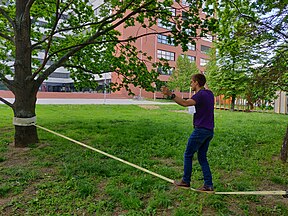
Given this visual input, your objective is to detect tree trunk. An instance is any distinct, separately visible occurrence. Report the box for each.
[14,125,38,147]
[230,95,236,111]
[280,126,288,163]
[247,101,254,111]
[12,0,38,147]
[13,89,38,147]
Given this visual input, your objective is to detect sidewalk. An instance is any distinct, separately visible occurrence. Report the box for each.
[0,90,173,105]
[0,90,129,99]
[3,98,174,105]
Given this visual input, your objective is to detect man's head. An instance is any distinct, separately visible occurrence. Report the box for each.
[190,73,206,91]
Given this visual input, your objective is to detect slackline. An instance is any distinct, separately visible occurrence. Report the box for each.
[35,124,288,197]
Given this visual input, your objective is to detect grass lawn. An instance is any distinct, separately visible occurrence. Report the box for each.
[0,104,288,215]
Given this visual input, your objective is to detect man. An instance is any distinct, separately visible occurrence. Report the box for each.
[161,73,214,192]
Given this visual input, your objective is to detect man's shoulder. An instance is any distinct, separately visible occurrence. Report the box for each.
[192,89,214,103]
[205,89,214,96]
[199,89,214,97]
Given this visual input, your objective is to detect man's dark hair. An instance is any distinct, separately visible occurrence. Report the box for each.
[192,73,206,87]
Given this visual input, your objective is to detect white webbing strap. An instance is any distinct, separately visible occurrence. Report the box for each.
[13,116,37,126]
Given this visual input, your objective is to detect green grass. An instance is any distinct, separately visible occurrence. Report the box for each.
[0,104,288,215]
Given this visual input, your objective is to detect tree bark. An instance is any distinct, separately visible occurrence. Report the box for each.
[12,0,39,147]
[230,94,236,111]
[14,125,38,147]
[13,87,39,147]
[280,126,288,163]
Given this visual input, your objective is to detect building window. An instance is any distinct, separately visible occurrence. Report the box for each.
[168,8,176,16]
[157,34,174,46]
[182,0,189,6]
[182,11,188,21]
[200,58,209,66]
[49,72,70,79]
[187,42,196,51]
[157,67,174,75]
[181,54,195,62]
[201,45,210,54]
[158,19,174,30]
[202,34,213,42]
[157,50,175,61]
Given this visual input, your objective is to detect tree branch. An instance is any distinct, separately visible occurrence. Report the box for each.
[31,0,61,80]
[0,32,14,43]
[0,97,14,108]
[46,29,171,59]
[230,1,288,39]
[240,13,288,39]
[35,29,165,85]
[31,0,129,50]
[31,0,74,50]
[0,7,15,29]
[24,0,35,15]
[0,73,14,91]
[36,0,155,84]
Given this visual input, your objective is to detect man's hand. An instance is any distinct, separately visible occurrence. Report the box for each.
[161,86,172,96]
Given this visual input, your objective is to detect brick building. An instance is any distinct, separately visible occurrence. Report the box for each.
[0,0,213,99]
[110,0,213,99]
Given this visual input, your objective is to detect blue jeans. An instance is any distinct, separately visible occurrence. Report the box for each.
[182,128,214,187]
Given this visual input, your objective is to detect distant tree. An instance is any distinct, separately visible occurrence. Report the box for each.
[0,0,217,147]
[208,0,287,110]
[168,54,199,98]
[206,38,249,111]
[205,48,221,95]
[268,46,288,92]
[215,0,288,104]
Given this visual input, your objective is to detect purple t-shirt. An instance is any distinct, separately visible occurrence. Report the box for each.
[191,89,214,130]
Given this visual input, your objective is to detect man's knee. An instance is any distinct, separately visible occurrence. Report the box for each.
[198,156,208,165]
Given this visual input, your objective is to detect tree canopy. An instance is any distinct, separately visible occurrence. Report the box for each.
[0,0,217,98]
[206,0,287,110]
[0,0,218,146]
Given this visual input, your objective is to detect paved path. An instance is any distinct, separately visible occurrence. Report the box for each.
[0,90,174,105]
[2,98,174,105]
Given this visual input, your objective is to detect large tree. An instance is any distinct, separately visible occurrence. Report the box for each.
[0,0,217,147]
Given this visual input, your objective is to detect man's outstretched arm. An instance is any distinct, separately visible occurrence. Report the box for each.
[161,86,196,107]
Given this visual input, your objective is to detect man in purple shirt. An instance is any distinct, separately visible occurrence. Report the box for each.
[161,73,214,192]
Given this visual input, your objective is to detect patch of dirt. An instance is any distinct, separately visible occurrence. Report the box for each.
[2,143,31,167]
[172,110,188,113]
[202,207,217,216]
[258,181,288,206]
[0,143,57,214]
[151,157,179,167]
[0,128,14,133]
[217,169,288,214]
[138,105,160,110]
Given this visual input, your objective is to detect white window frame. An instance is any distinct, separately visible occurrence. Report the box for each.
[182,0,189,6]
[202,34,213,42]
[169,7,176,16]
[201,45,210,54]
[181,54,195,62]
[158,19,174,30]
[157,34,174,46]
[200,58,209,66]
[187,42,196,51]
[157,67,174,75]
[157,50,175,61]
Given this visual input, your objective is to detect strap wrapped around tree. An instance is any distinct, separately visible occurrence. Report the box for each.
[280,125,288,163]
